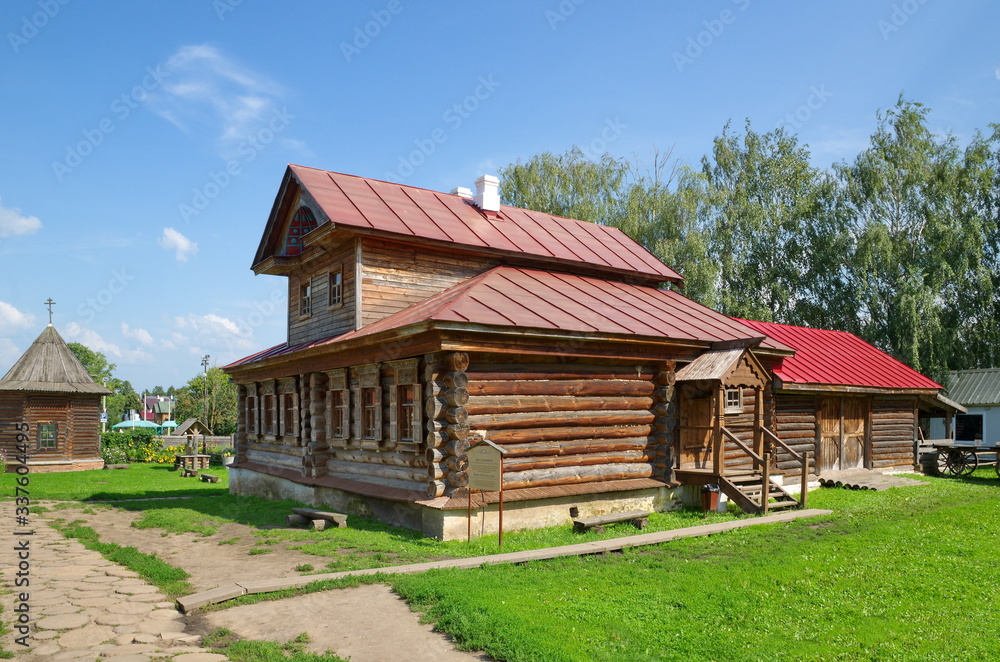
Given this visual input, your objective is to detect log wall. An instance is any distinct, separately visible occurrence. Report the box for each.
[722,386,758,473]
[288,238,357,346]
[359,238,497,328]
[0,393,102,469]
[871,395,916,468]
[772,394,818,475]
[443,356,671,492]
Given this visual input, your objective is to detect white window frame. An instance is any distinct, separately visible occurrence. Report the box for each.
[724,387,743,414]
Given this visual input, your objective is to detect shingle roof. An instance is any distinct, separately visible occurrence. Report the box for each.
[0,325,113,394]
[256,165,683,284]
[943,368,1000,406]
[228,267,787,369]
[737,318,940,390]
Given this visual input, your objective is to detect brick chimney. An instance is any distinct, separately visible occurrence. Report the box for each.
[473,175,500,212]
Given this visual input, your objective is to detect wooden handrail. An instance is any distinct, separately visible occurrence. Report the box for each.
[721,426,764,466]
[762,427,802,462]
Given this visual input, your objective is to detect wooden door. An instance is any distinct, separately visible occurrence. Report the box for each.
[679,393,713,469]
[818,397,841,472]
[818,397,867,473]
[841,398,866,470]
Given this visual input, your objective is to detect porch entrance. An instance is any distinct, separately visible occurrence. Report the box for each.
[678,391,713,469]
[818,396,867,473]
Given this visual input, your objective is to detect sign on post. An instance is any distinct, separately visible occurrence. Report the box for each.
[466,438,507,546]
[468,440,504,491]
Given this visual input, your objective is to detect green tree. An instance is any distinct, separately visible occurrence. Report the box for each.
[173,367,238,436]
[837,97,995,379]
[699,121,850,325]
[68,343,140,425]
[498,147,716,296]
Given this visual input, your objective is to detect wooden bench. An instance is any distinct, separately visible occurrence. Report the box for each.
[103,464,130,470]
[286,507,348,531]
[573,510,651,534]
[180,469,199,478]
[200,473,220,483]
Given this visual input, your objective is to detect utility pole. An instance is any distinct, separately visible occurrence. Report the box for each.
[201,355,210,454]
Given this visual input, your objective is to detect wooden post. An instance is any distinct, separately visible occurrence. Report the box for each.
[467,489,472,542]
[713,386,724,476]
[800,451,809,509]
[498,479,504,547]
[762,451,771,515]
[753,386,764,469]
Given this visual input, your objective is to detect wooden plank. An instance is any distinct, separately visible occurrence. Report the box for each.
[177,509,834,610]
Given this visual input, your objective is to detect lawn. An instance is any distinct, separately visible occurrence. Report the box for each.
[0,463,229,501]
[388,471,1000,662]
[8,464,1000,661]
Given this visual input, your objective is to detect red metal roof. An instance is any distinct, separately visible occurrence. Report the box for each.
[736,319,940,389]
[227,267,783,369]
[283,165,682,283]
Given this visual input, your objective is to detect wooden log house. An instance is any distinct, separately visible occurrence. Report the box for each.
[0,324,111,472]
[224,166,954,538]
[738,319,963,477]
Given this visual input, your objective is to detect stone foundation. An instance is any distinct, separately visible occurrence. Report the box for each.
[229,466,684,540]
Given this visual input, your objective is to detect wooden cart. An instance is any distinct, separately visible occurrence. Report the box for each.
[931,443,1000,478]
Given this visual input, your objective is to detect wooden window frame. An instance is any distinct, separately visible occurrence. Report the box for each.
[398,384,416,442]
[299,280,313,318]
[262,394,276,436]
[328,269,343,308]
[361,388,379,440]
[329,389,349,439]
[387,358,422,447]
[38,422,57,450]
[246,390,258,435]
[724,387,743,415]
[280,392,297,437]
[352,364,382,444]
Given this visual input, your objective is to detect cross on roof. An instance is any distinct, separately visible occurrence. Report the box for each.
[44,298,56,324]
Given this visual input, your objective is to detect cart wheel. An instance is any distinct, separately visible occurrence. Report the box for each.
[936,451,952,476]
[941,450,965,477]
[959,451,979,476]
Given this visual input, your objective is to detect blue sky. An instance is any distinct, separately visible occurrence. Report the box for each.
[1,0,998,390]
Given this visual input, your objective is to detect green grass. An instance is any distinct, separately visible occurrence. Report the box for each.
[54,520,193,599]
[386,470,1000,662]
[104,491,749,571]
[0,463,229,501]
[0,595,15,659]
[204,628,348,661]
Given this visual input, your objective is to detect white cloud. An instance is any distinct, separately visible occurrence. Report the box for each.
[0,197,42,238]
[0,338,22,370]
[64,322,123,358]
[172,313,255,353]
[144,44,284,150]
[159,227,198,261]
[121,322,155,346]
[0,301,35,334]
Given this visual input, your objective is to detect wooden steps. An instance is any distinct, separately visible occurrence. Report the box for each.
[719,472,801,514]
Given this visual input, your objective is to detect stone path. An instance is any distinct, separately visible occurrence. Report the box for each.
[0,502,229,661]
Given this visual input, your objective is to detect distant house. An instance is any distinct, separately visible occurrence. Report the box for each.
[738,320,964,474]
[929,368,1000,443]
[0,324,112,472]
[140,396,174,425]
